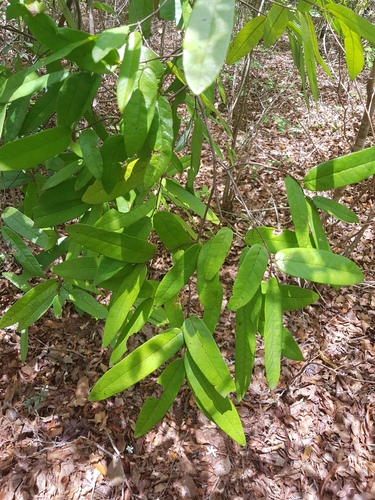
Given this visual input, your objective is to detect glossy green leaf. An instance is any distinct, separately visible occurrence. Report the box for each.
[340,21,364,80]
[117,31,142,113]
[285,176,310,248]
[197,271,223,333]
[0,278,58,330]
[100,134,127,194]
[95,195,156,232]
[228,244,268,310]
[306,199,332,252]
[264,2,289,47]
[67,224,155,263]
[52,257,99,281]
[153,211,191,250]
[186,116,203,191]
[69,288,108,319]
[183,0,235,95]
[92,26,130,62]
[89,328,184,400]
[155,244,200,306]
[2,70,68,103]
[135,358,185,437]
[312,196,359,223]
[278,284,318,310]
[201,227,233,281]
[144,96,174,189]
[3,96,30,143]
[57,72,101,127]
[282,327,304,361]
[34,198,90,228]
[103,265,147,347]
[110,297,154,364]
[299,12,318,101]
[163,179,219,224]
[2,227,45,278]
[0,126,71,172]
[245,226,299,253]
[79,129,103,180]
[184,352,245,446]
[275,248,364,285]
[94,259,132,287]
[305,146,375,191]
[226,15,266,64]
[234,291,261,401]
[164,296,184,329]
[264,277,283,390]
[326,4,375,47]
[42,160,83,191]
[2,206,56,250]
[122,68,157,156]
[183,316,234,397]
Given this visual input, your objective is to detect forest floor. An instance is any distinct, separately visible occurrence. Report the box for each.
[1,19,375,500]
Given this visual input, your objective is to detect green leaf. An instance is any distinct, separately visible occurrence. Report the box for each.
[163,178,219,224]
[340,21,364,80]
[2,206,56,250]
[183,316,235,397]
[0,278,58,330]
[326,4,375,47]
[299,12,318,101]
[69,288,108,319]
[264,277,283,390]
[304,146,375,191]
[93,2,116,15]
[275,248,364,285]
[0,126,72,172]
[129,0,153,38]
[278,284,318,310]
[79,129,103,180]
[245,226,299,253]
[226,15,266,65]
[52,257,100,281]
[92,26,130,62]
[122,68,157,156]
[20,328,29,363]
[34,198,90,228]
[184,352,245,446]
[95,195,157,231]
[201,227,233,281]
[264,2,289,47]
[186,116,203,191]
[235,291,261,401]
[56,72,101,127]
[4,96,30,143]
[306,199,332,252]
[1,227,45,278]
[183,0,235,95]
[153,211,192,250]
[103,265,147,347]
[282,327,304,361]
[89,328,184,400]
[285,175,311,248]
[312,195,359,223]
[154,244,200,306]
[197,271,223,333]
[3,70,69,103]
[228,244,268,310]
[135,358,185,437]
[100,134,127,194]
[117,31,142,113]
[67,224,156,263]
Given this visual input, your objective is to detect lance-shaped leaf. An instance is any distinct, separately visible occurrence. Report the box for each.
[245,226,299,253]
[282,327,304,361]
[228,244,268,310]
[200,227,233,281]
[285,176,311,248]
[312,195,359,223]
[184,352,245,446]
[183,0,235,95]
[264,277,283,390]
[264,2,289,47]
[135,358,185,437]
[19,82,60,136]
[52,257,100,281]
[100,134,127,194]
[4,95,30,143]
[340,21,364,80]
[306,199,332,252]
[326,4,375,47]
[183,316,235,397]
[57,72,101,127]
[275,248,364,285]
[117,31,142,113]
[155,244,200,306]
[235,291,262,401]
[20,328,29,363]
[92,26,130,62]
[67,224,155,263]
[278,284,318,310]
[0,126,71,172]
[227,15,266,64]
[0,279,58,330]
[299,12,318,101]
[95,195,157,231]
[153,211,192,250]
[197,271,223,333]
[79,129,103,180]
[304,145,375,191]
[2,227,45,278]
[89,328,184,400]
[102,265,147,347]
[69,288,108,319]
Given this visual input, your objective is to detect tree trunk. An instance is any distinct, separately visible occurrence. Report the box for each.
[353,61,375,152]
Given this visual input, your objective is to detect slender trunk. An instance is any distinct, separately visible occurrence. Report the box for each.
[353,61,375,152]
